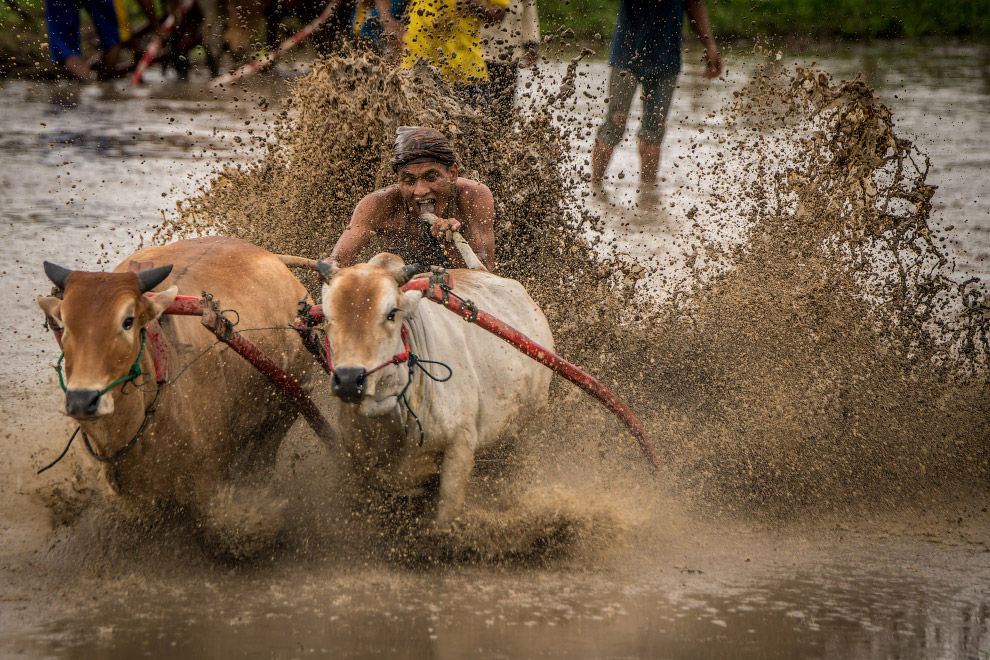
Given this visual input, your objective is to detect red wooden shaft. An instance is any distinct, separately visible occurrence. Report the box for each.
[152,292,335,445]
[144,321,169,382]
[131,0,195,86]
[199,307,337,444]
[162,294,205,315]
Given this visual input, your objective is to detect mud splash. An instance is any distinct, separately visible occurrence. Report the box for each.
[158,51,989,531]
[638,64,990,514]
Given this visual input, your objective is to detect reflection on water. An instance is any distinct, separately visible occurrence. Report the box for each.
[6,541,989,659]
[0,43,988,660]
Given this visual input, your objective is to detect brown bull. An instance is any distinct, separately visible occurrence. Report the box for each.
[36,236,320,556]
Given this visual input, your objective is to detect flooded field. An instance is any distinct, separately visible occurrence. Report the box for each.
[1,43,988,658]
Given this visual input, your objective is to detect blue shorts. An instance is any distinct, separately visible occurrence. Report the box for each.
[45,0,130,63]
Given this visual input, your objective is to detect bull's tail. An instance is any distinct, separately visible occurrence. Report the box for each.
[276,254,320,270]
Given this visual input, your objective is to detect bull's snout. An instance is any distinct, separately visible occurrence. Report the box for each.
[65,388,102,418]
[331,367,366,403]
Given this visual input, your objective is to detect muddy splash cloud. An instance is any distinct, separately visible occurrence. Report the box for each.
[164,52,989,521]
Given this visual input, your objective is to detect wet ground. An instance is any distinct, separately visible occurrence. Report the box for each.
[1,43,989,658]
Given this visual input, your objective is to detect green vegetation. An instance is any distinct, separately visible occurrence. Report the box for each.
[539,0,990,42]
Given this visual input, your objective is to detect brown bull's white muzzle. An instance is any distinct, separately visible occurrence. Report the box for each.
[64,387,114,419]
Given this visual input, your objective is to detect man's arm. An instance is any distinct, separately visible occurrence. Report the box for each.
[328,194,384,267]
[686,0,722,79]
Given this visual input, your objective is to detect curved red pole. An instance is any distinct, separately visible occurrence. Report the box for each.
[207,0,342,89]
[150,292,337,446]
[131,0,195,86]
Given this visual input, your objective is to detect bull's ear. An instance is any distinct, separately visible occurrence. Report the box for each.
[43,261,73,290]
[317,260,338,283]
[37,295,63,326]
[399,289,423,316]
[136,264,173,293]
[141,285,178,323]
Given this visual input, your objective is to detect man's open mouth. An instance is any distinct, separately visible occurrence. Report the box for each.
[417,199,437,215]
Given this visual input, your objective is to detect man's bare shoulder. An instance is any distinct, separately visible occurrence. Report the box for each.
[356,185,404,213]
[455,177,494,208]
[354,185,405,228]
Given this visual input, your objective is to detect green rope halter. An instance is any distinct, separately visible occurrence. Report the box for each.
[54,328,149,396]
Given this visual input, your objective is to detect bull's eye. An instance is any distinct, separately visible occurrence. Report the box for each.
[122,316,134,330]
[387,308,398,322]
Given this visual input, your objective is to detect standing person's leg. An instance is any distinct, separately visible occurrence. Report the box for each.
[84,0,128,77]
[591,67,637,186]
[637,73,677,184]
[45,0,92,78]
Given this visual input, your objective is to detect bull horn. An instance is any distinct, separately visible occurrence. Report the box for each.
[397,263,420,285]
[43,261,73,290]
[136,264,173,292]
[317,260,339,283]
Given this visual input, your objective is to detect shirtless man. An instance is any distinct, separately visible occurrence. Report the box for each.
[328,126,495,271]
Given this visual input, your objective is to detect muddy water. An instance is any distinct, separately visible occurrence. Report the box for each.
[1,44,989,658]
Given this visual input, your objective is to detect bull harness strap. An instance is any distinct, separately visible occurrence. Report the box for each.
[40,327,163,474]
[53,328,150,396]
[322,325,413,376]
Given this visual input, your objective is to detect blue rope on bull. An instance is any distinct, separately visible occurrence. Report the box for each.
[397,353,453,447]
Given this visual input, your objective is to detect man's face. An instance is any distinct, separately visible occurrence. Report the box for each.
[397,161,458,216]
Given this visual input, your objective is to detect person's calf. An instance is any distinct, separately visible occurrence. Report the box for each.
[591,139,615,186]
[639,140,662,184]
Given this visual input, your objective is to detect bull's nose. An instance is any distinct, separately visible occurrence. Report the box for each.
[331,367,366,403]
[65,389,101,417]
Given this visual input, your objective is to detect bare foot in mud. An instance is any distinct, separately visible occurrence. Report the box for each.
[589,179,611,204]
[637,182,662,210]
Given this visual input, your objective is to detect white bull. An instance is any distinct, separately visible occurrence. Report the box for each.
[317,253,553,526]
